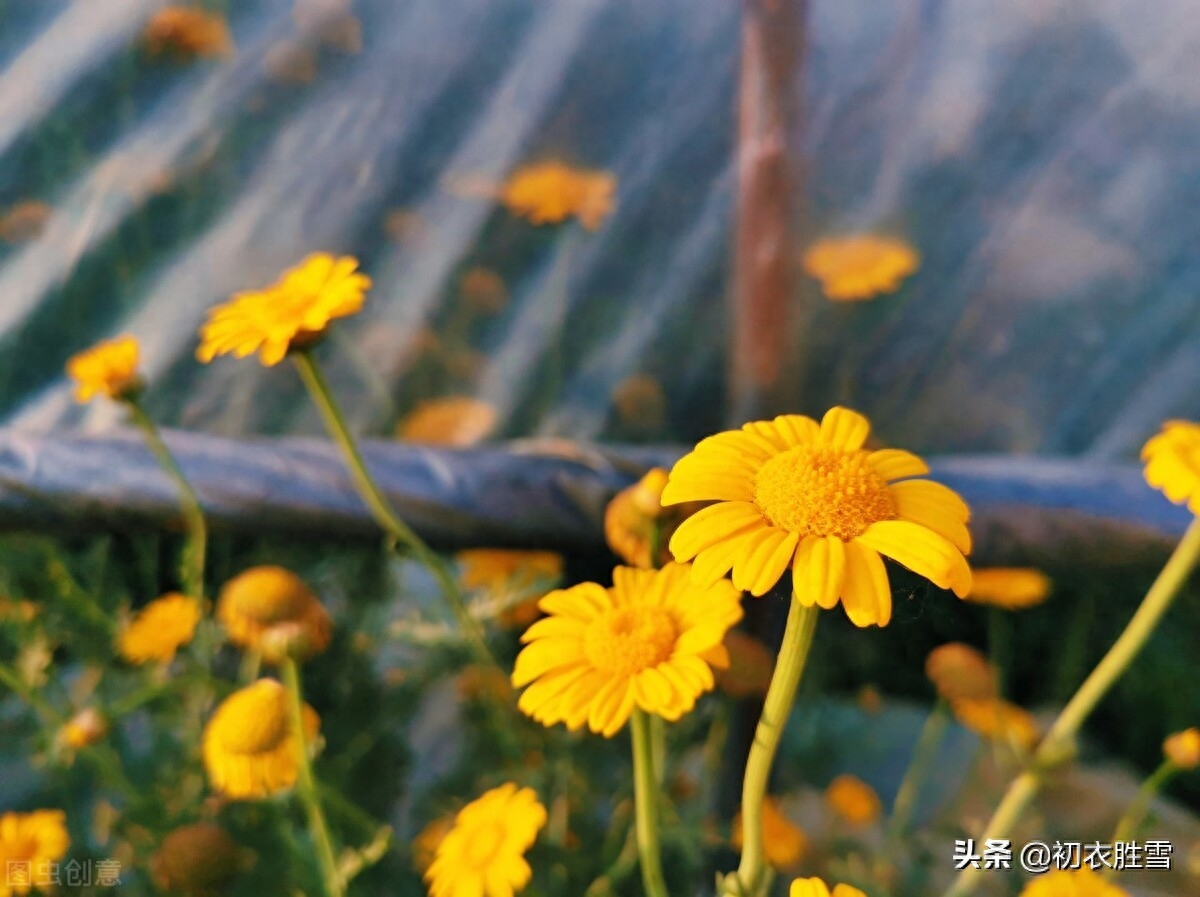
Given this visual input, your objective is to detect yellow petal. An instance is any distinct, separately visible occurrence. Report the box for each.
[867,448,929,481]
[669,502,767,562]
[890,480,972,553]
[792,536,845,609]
[732,528,799,597]
[856,520,971,597]
[819,407,870,451]
[842,542,892,627]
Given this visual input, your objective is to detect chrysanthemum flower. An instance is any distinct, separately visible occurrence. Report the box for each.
[511,563,743,736]
[801,235,919,301]
[1164,727,1200,770]
[197,253,370,366]
[499,161,616,230]
[965,567,1052,610]
[117,593,202,664]
[143,7,233,59]
[824,775,882,826]
[202,679,320,800]
[604,468,707,570]
[424,783,547,897]
[1017,867,1128,897]
[216,566,331,664]
[1142,420,1200,515]
[397,396,498,446]
[952,697,1039,751]
[66,334,142,403]
[732,796,807,870]
[789,877,868,897]
[151,823,243,896]
[925,643,998,703]
[663,407,971,626]
[0,810,69,896]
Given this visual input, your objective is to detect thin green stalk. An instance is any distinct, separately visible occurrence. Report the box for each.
[631,708,669,897]
[942,517,1200,897]
[291,351,494,666]
[887,700,949,843]
[126,399,207,598]
[282,658,344,897]
[724,601,820,897]
[1110,759,1176,847]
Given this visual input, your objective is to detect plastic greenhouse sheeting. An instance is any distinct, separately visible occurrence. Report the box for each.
[1,0,1199,533]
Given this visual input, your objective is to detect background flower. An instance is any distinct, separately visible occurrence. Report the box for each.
[118,593,202,664]
[66,335,141,403]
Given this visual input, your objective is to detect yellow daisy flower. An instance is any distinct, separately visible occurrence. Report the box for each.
[965,567,1052,610]
[789,877,868,897]
[197,253,370,366]
[824,775,882,826]
[202,679,320,800]
[151,823,243,896]
[663,407,971,626]
[1142,420,1200,515]
[732,796,808,870]
[801,235,919,301]
[0,810,70,897]
[117,593,202,665]
[499,161,616,230]
[925,643,998,703]
[952,697,1039,751]
[1164,727,1200,770]
[216,566,331,664]
[511,563,743,736]
[65,334,142,403]
[425,782,547,897]
[1018,867,1128,897]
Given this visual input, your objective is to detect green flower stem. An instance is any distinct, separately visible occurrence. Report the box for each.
[631,708,670,897]
[292,351,494,666]
[942,516,1200,897]
[887,699,949,844]
[282,658,344,897]
[725,601,820,897]
[125,398,207,599]
[1110,759,1176,847]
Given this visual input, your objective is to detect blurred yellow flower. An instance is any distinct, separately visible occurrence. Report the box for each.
[1018,867,1128,897]
[663,408,971,625]
[498,161,616,230]
[412,814,455,875]
[604,468,669,568]
[151,823,243,896]
[66,334,142,403]
[925,643,998,703]
[118,593,202,665]
[425,783,547,897]
[458,549,563,594]
[732,796,807,870]
[953,697,1039,751]
[197,253,370,366]
[216,566,331,664]
[965,567,1052,610]
[511,563,742,736]
[801,235,919,301]
[824,775,882,826]
[144,7,233,59]
[202,679,319,800]
[715,630,775,699]
[58,708,107,751]
[0,810,69,897]
[1164,727,1200,769]
[397,396,498,446]
[790,878,868,897]
[1142,420,1200,515]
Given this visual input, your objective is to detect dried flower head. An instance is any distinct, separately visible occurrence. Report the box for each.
[216,566,331,664]
[1142,420,1200,515]
[118,593,202,665]
[151,823,243,896]
[66,335,142,403]
[801,235,919,301]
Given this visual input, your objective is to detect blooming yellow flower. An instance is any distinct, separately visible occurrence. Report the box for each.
[216,566,331,664]
[604,468,707,570]
[58,708,108,751]
[1018,867,1128,897]
[789,877,868,897]
[499,161,616,230]
[801,235,919,301]
[925,643,998,702]
[397,397,498,446]
[117,593,202,664]
[952,697,1039,751]
[202,679,320,800]
[151,823,243,896]
[511,563,743,736]
[732,796,808,870]
[0,810,69,897]
[425,783,547,897]
[965,567,1052,610]
[1164,727,1200,769]
[1142,420,1200,515]
[824,775,882,826]
[663,407,971,626]
[143,7,233,59]
[197,253,370,366]
[66,334,142,403]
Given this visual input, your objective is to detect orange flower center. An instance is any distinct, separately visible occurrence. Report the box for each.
[463,821,506,867]
[584,606,678,678]
[753,445,896,540]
